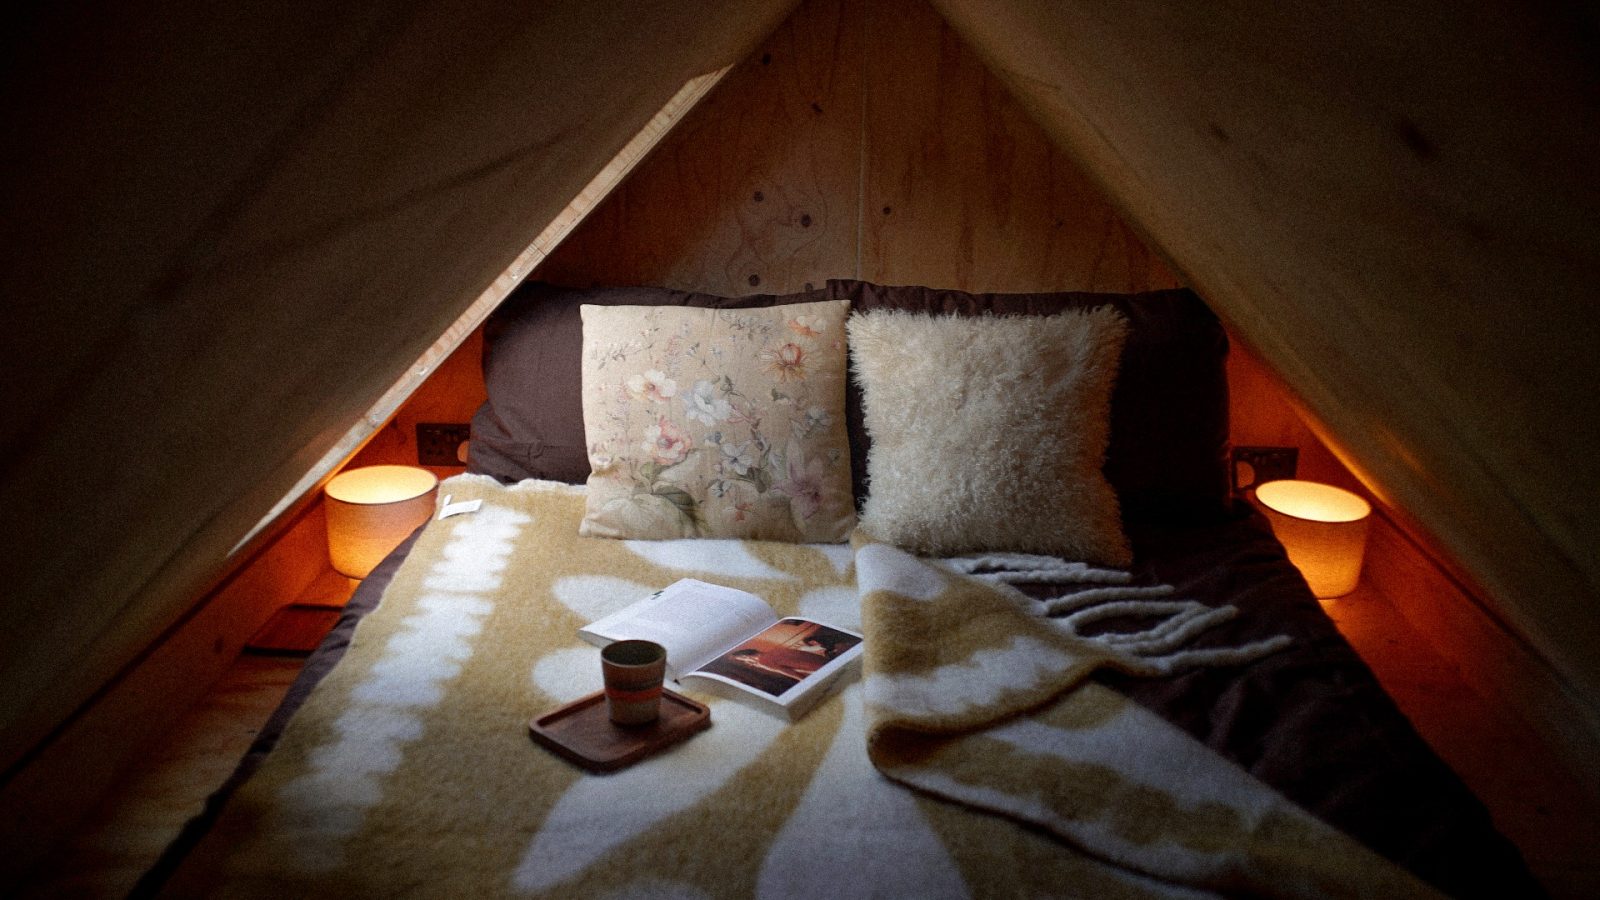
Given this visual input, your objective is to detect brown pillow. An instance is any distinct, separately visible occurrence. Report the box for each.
[828,279,1230,523]
[469,282,823,484]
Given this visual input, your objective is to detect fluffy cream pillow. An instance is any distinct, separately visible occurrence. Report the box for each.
[580,300,855,542]
[847,308,1132,564]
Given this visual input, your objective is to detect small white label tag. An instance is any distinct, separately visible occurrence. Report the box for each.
[437,496,483,520]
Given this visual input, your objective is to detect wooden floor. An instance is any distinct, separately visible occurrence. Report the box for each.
[16,584,1600,898]
[16,656,303,899]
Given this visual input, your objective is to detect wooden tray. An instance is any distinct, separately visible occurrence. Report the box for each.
[528,689,710,773]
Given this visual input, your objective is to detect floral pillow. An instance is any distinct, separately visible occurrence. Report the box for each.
[578,300,855,542]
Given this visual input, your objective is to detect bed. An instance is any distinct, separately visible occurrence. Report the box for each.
[140,280,1541,898]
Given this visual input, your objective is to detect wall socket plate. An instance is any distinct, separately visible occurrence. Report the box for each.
[1232,445,1298,493]
[416,423,472,467]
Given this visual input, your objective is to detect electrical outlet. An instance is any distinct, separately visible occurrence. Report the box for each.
[1232,445,1298,493]
[417,423,471,467]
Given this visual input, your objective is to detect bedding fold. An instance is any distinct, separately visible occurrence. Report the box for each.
[855,533,1444,899]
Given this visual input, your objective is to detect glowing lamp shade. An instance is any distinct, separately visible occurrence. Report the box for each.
[1256,479,1372,598]
[325,465,438,578]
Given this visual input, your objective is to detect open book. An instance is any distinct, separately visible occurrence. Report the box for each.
[579,579,864,721]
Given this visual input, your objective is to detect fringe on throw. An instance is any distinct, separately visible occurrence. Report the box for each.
[940,552,1292,675]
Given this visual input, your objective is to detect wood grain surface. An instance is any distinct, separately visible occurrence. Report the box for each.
[860,0,1177,292]
[12,0,1600,890]
[539,0,865,293]
[0,0,798,777]
[932,0,1600,739]
[541,0,1175,297]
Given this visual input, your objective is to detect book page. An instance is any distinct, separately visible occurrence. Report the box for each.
[687,618,864,703]
[579,579,777,677]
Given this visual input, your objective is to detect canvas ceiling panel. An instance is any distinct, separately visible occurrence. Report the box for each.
[0,0,796,770]
[932,1,1600,713]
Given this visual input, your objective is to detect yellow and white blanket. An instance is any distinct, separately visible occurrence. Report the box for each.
[856,539,1441,899]
[164,477,1438,898]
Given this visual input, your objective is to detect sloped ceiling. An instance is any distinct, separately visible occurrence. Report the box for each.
[2,0,1597,775]
[0,0,797,771]
[929,0,1600,713]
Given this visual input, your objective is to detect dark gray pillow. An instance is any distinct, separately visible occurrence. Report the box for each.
[468,282,824,484]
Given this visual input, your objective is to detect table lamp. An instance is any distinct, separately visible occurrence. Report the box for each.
[1255,479,1372,598]
[325,464,439,579]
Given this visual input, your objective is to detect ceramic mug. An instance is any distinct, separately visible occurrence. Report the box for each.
[601,640,667,726]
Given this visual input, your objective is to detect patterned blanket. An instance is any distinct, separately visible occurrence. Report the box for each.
[162,476,1438,898]
[856,539,1441,899]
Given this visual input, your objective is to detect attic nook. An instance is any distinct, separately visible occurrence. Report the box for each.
[3,0,1597,895]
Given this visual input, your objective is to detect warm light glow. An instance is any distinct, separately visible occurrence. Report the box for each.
[1256,479,1371,598]
[325,465,438,579]
[1256,480,1371,523]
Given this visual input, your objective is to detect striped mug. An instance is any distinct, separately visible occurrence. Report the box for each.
[601,640,667,726]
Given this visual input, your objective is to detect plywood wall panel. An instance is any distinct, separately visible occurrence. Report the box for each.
[1227,339,1366,494]
[933,0,1600,724]
[539,0,864,295]
[541,0,1174,298]
[0,0,799,773]
[861,0,1179,293]
[350,330,486,475]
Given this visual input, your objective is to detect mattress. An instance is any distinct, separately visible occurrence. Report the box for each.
[136,482,1538,899]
